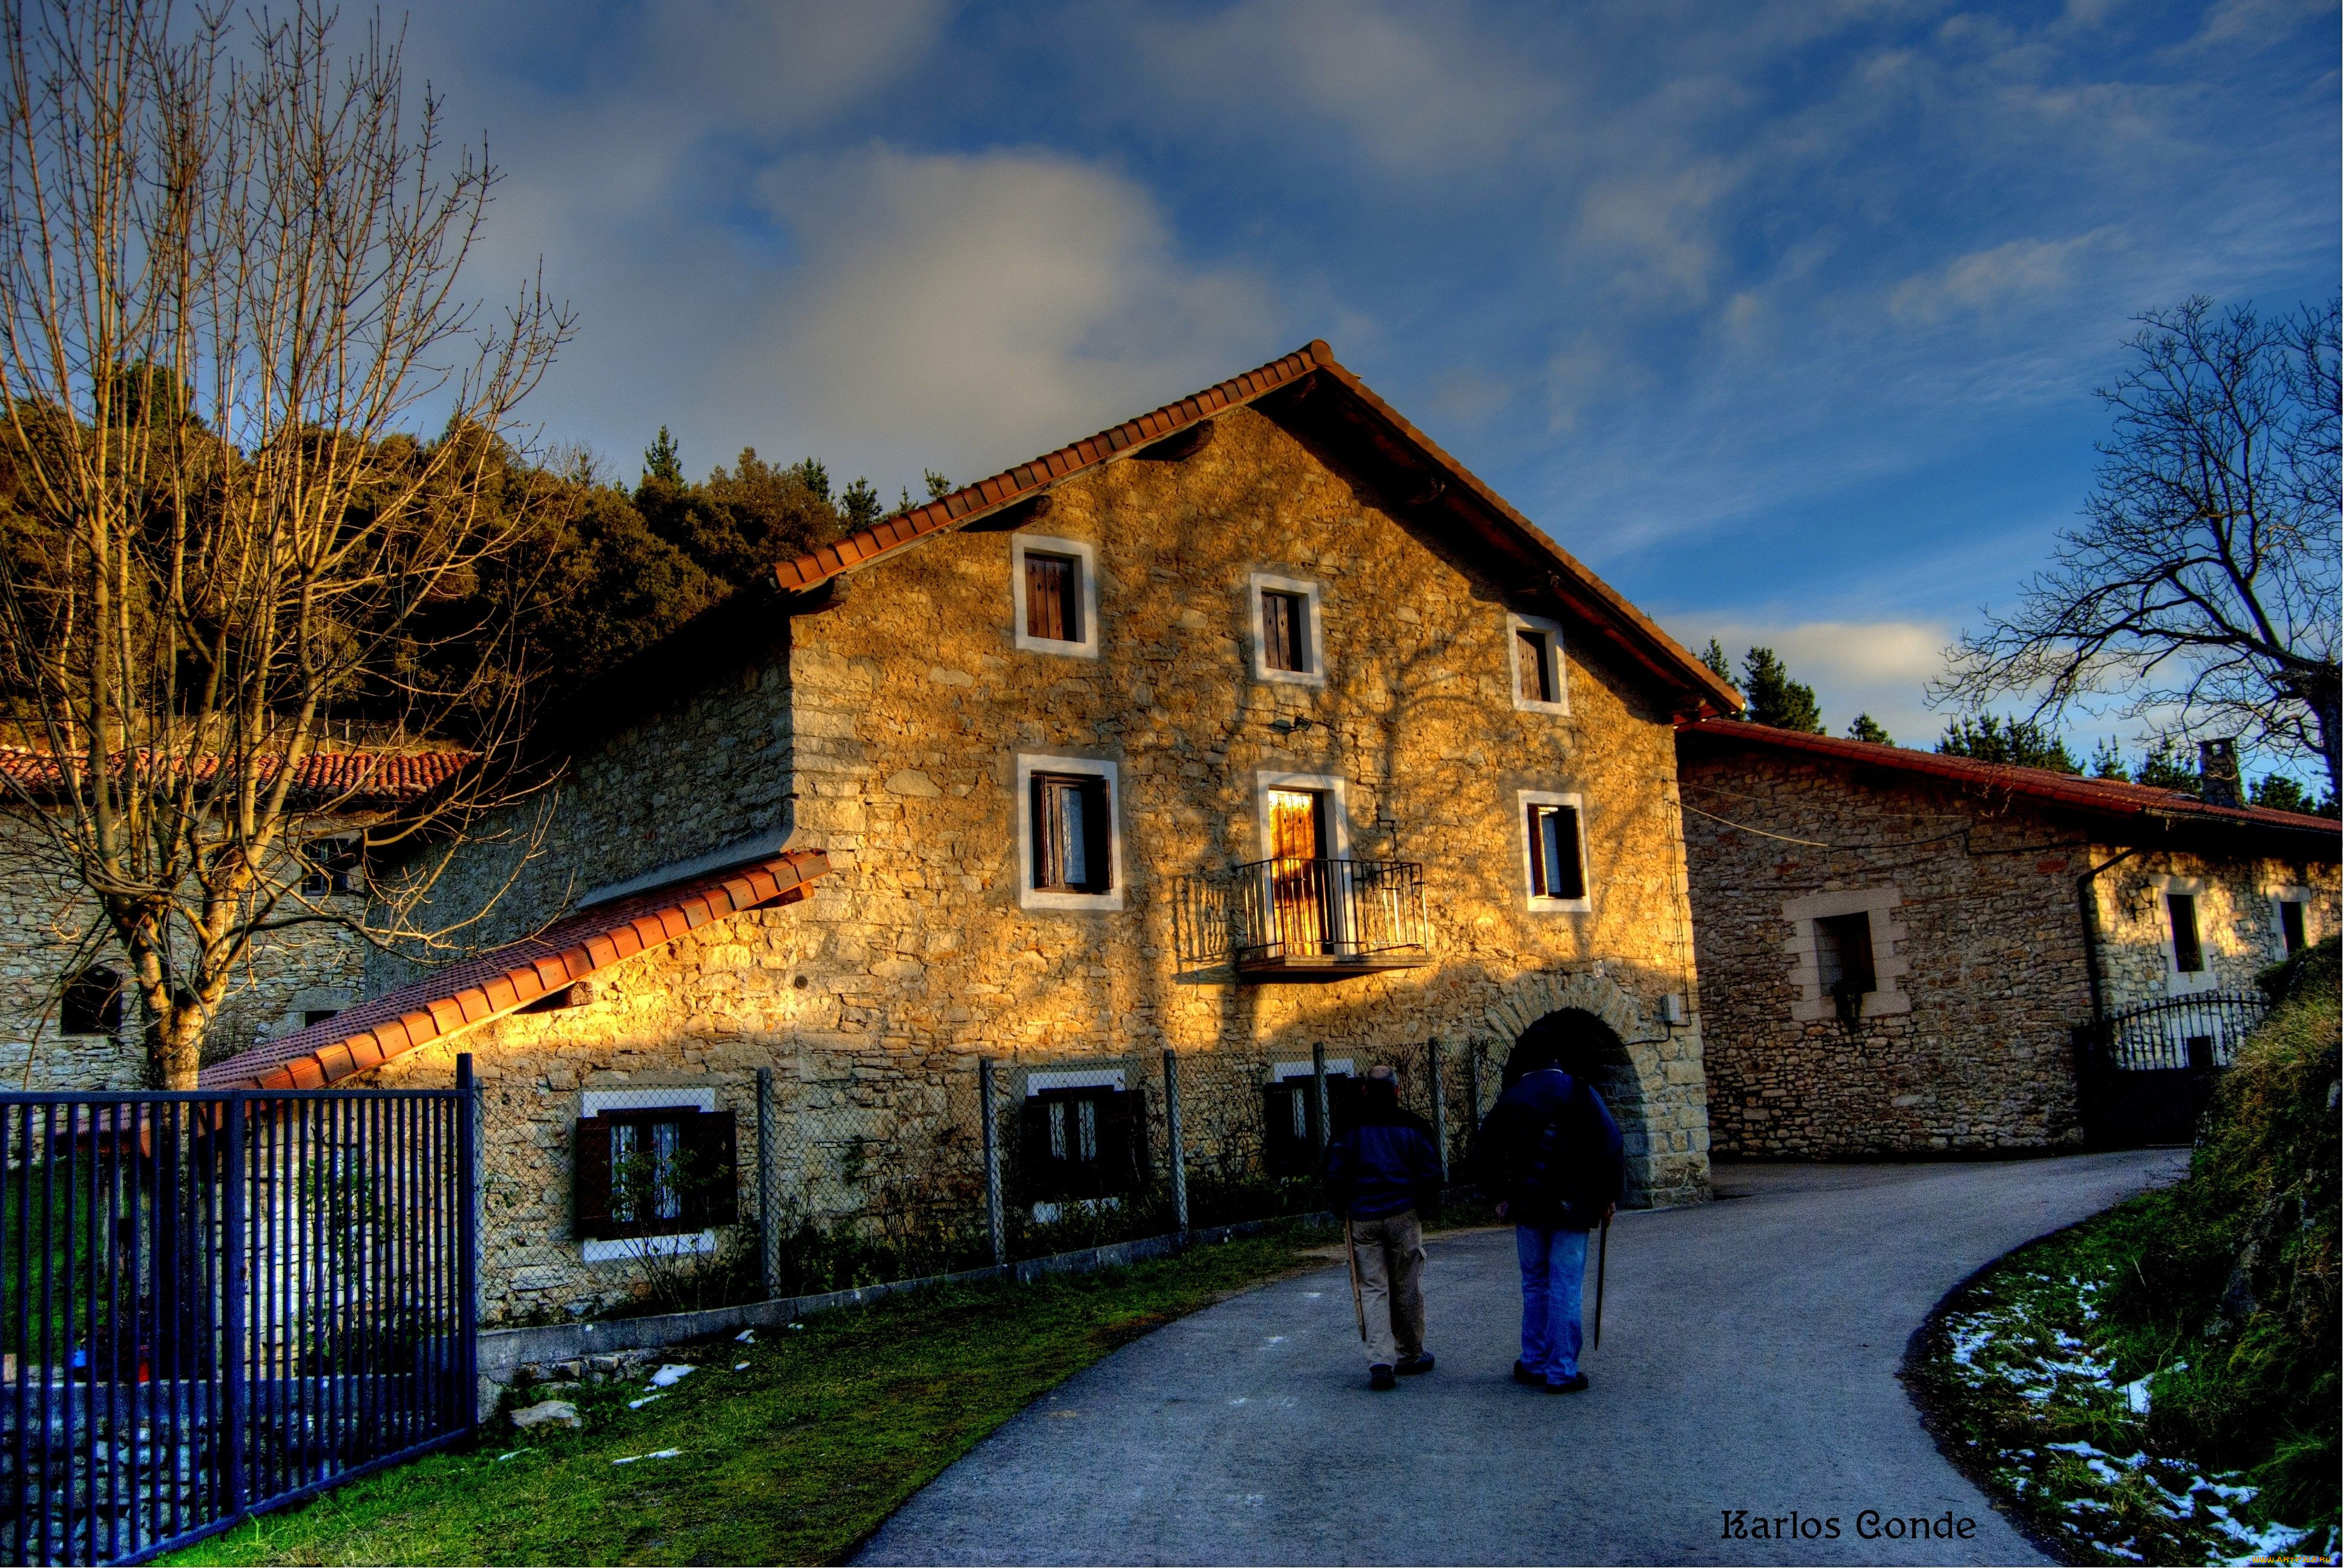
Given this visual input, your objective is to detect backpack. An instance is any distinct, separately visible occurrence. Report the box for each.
[1507,1078,1598,1224]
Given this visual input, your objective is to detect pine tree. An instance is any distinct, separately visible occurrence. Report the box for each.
[839,477,882,529]
[2088,738,2131,781]
[642,425,683,486]
[1741,647,1824,733]
[1700,638,1735,690]
[924,469,953,500]
[1846,713,1893,745]
[2134,736,2199,794]
[791,459,831,505]
[1938,714,2079,773]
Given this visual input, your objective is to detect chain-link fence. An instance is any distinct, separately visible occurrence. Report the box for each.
[468,1038,1518,1328]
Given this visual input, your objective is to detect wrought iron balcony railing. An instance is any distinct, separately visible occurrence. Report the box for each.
[1171,857,1431,979]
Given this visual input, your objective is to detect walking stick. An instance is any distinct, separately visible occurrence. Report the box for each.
[1343,1217,1367,1342]
[1592,1215,1610,1351]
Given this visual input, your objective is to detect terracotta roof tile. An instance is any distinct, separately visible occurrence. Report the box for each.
[0,746,471,806]
[1679,720,2340,845]
[199,847,831,1090]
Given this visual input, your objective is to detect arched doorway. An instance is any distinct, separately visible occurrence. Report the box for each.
[1505,1008,1653,1208]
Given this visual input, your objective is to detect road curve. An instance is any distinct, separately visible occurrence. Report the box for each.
[856,1150,2183,1566]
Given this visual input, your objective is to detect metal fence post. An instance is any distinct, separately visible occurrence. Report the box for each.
[756,1067,777,1298]
[1311,1042,1329,1157]
[980,1059,1006,1267]
[456,1054,479,1434]
[222,1091,247,1518]
[1427,1037,1447,1181]
[1163,1050,1188,1234]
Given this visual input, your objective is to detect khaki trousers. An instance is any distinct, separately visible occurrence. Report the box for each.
[1350,1210,1427,1367]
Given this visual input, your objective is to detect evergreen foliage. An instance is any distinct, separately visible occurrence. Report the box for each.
[1935,713,2079,773]
[1738,647,1823,733]
[1845,713,1892,745]
[641,426,683,486]
[1699,638,1735,688]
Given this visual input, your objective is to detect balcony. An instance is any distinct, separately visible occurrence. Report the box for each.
[1172,858,1432,981]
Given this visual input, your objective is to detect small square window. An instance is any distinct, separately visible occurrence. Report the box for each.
[298,837,361,898]
[574,1107,737,1242]
[1263,590,1307,672]
[2279,899,2307,954]
[1814,913,1876,998]
[2168,893,2204,973]
[1031,773,1111,894]
[61,966,123,1036]
[1023,551,1082,643]
[1020,1086,1146,1200]
[1527,803,1585,901]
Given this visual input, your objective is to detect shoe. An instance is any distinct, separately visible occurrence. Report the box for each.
[1369,1365,1397,1391]
[1512,1360,1536,1385]
[1545,1373,1590,1394]
[1396,1353,1435,1376]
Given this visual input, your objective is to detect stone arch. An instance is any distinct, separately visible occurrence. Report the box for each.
[1486,970,1665,1208]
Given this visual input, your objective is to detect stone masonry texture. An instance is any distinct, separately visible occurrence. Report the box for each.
[367,403,1718,1322]
[1679,743,2339,1159]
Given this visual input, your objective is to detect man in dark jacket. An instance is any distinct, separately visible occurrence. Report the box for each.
[1476,1032,1624,1393]
[1323,1065,1443,1390]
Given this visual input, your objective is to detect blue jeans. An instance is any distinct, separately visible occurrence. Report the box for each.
[1515,1225,1590,1384]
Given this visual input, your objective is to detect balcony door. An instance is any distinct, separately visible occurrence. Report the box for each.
[1268,788,1330,955]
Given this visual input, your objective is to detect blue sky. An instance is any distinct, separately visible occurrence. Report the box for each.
[400,0,2338,757]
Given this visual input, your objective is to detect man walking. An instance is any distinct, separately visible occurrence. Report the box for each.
[1324,1065,1443,1390]
[1477,1025,1624,1393]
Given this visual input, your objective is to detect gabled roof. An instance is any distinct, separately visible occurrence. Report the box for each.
[199,848,830,1091]
[757,340,1740,717]
[0,746,471,806]
[1678,720,2340,851]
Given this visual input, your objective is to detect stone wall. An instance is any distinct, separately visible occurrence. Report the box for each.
[0,822,371,1089]
[362,402,1719,1318]
[2089,844,2337,1010]
[1681,744,2338,1159]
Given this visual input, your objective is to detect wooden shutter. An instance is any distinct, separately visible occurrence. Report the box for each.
[1526,805,1550,897]
[1026,554,1072,641]
[1517,629,1552,702]
[1263,591,1303,671]
[1545,806,1585,900]
[1097,1089,1148,1190]
[1019,1095,1056,1186]
[1078,777,1111,892]
[684,1109,739,1227]
[573,1119,614,1240]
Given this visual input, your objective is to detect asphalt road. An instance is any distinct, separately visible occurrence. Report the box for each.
[856,1149,2186,1567]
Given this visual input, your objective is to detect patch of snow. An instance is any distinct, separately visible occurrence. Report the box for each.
[735,1330,755,1343]
[733,1361,751,1371]
[647,1364,695,1388]
[626,1394,662,1410]
[611,1448,684,1466]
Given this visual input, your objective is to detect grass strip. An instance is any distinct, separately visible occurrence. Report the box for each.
[170,1226,1328,1567]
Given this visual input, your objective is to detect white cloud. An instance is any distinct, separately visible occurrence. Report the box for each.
[1887,230,2121,324]
[1668,616,1955,745]
[718,148,1278,485]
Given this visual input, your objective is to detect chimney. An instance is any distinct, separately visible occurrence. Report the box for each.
[2198,739,2241,808]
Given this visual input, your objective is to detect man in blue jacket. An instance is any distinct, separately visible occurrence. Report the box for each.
[1476,1030,1624,1393]
[1323,1065,1444,1390]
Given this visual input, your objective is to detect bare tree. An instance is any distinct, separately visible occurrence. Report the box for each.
[0,0,571,1086]
[1933,296,2341,794]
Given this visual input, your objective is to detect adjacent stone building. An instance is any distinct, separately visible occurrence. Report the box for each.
[0,748,466,1089]
[202,342,1743,1321]
[1677,720,2338,1158]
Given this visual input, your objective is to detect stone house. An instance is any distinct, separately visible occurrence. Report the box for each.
[0,748,467,1089]
[1676,720,2339,1158]
[200,341,1742,1321]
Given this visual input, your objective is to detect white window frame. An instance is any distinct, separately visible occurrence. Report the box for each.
[1016,754,1126,911]
[2270,885,2317,956]
[2148,874,2218,993]
[1507,613,1570,714]
[1517,789,1593,913]
[577,1087,718,1263]
[1780,888,1913,1021]
[1023,1067,1127,1096]
[1248,572,1325,687]
[1254,771,1351,860]
[1268,1057,1355,1082]
[1011,534,1100,658]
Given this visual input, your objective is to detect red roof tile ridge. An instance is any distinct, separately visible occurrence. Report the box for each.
[197,846,832,1091]
[1680,719,2341,835]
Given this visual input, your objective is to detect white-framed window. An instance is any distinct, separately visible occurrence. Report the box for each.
[1781,888,1912,1022]
[2148,875,2217,993]
[1248,572,1325,686]
[1011,534,1099,658]
[1507,613,1570,714]
[1016,754,1125,911]
[575,1087,727,1262]
[1518,790,1591,912]
[2270,886,2316,956]
[1254,771,1351,861]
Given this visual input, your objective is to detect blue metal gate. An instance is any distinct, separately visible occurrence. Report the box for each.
[0,1059,477,1564]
